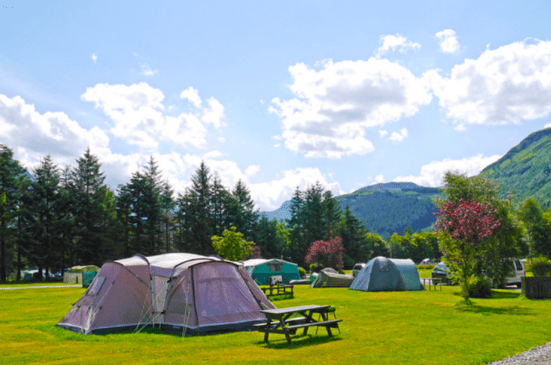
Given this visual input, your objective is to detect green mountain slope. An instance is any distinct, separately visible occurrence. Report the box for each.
[481,128,551,207]
[336,184,440,239]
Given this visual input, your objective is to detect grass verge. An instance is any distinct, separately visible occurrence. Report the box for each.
[1,284,550,364]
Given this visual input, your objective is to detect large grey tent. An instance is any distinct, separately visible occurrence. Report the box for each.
[58,253,275,336]
[310,268,354,288]
[349,256,423,291]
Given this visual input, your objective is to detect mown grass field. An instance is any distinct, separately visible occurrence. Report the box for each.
[1,284,551,364]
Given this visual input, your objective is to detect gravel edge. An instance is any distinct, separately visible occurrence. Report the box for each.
[488,341,551,364]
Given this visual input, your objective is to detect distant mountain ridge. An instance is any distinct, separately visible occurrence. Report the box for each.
[258,182,441,239]
[258,127,551,239]
[481,127,551,207]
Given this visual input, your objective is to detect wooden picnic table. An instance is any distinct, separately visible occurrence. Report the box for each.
[255,304,342,344]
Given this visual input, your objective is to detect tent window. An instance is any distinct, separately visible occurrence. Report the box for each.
[268,263,282,272]
[88,277,106,296]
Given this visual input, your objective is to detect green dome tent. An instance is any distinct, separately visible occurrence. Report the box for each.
[350,256,424,292]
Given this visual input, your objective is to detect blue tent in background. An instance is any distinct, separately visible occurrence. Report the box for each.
[350,256,423,292]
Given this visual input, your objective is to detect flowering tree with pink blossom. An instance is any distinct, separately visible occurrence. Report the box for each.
[434,199,501,301]
[305,237,345,270]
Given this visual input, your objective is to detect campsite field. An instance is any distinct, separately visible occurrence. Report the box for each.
[1,284,551,364]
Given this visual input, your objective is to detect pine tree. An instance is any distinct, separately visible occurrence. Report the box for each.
[71,147,110,264]
[29,155,61,280]
[230,179,257,239]
[143,156,163,253]
[160,180,175,253]
[287,187,305,265]
[0,145,28,282]
[338,205,369,262]
[175,162,214,255]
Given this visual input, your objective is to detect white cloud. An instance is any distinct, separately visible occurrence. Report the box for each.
[82,82,225,150]
[379,130,388,137]
[270,58,432,158]
[0,92,342,212]
[429,39,551,126]
[92,53,97,63]
[388,128,408,143]
[180,87,202,108]
[0,93,143,189]
[393,154,502,187]
[249,168,343,210]
[435,29,460,54]
[375,174,384,183]
[376,34,421,57]
[245,165,260,176]
[140,63,158,76]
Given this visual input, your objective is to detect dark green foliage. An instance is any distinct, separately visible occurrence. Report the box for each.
[230,179,257,240]
[337,206,369,262]
[342,254,355,269]
[160,180,175,253]
[335,184,440,240]
[250,216,282,259]
[29,155,61,280]
[0,145,28,282]
[530,256,551,276]
[481,128,551,207]
[70,147,114,265]
[468,276,492,299]
[518,197,551,258]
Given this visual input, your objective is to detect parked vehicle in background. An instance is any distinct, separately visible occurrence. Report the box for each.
[431,260,525,288]
[352,263,366,277]
[506,259,525,288]
[431,262,452,284]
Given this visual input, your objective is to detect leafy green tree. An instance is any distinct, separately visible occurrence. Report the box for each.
[0,145,28,282]
[211,227,255,261]
[435,199,502,301]
[518,197,551,258]
[436,171,525,290]
[364,232,388,259]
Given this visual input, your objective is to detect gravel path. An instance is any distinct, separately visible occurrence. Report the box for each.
[488,341,551,364]
[0,284,81,290]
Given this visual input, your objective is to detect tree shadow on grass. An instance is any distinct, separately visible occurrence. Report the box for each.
[258,334,343,350]
[451,290,521,300]
[454,304,535,316]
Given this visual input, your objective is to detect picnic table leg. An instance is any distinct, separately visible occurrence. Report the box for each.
[285,331,293,344]
[321,312,333,337]
[264,318,271,342]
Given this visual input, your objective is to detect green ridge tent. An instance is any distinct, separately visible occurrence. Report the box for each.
[350,256,424,292]
[310,268,354,288]
[243,259,301,285]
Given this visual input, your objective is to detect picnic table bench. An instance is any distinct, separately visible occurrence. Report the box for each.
[260,284,294,298]
[254,304,342,344]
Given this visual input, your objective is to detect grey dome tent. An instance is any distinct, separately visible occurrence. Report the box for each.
[349,256,424,292]
[243,258,301,285]
[57,253,275,336]
[310,268,354,288]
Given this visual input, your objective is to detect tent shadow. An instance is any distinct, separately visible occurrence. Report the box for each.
[258,334,343,350]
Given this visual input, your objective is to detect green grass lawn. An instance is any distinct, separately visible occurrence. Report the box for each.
[1,284,550,364]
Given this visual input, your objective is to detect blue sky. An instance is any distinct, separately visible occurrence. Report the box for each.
[1,1,551,210]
